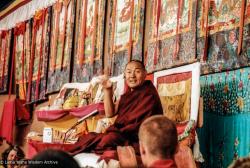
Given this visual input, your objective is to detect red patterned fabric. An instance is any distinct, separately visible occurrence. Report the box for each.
[36,103,104,121]
[157,72,192,84]
[176,122,196,146]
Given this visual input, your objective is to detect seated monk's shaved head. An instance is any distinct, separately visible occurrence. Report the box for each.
[124,60,147,90]
[139,115,178,161]
[125,59,146,70]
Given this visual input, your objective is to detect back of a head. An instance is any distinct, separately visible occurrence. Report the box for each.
[27,149,80,168]
[139,115,178,159]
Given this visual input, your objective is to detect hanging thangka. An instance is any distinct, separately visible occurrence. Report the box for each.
[154,62,200,141]
[107,0,145,76]
[198,67,250,167]
[154,62,200,123]
[14,22,32,101]
[28,8,51,103]
[47,0,76,93]
[0,30,11,94]
[197,0,250,74]
[72,0,106,82]
[145,0,197,73]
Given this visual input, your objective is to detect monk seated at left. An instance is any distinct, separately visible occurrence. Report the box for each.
[68,60,163,160]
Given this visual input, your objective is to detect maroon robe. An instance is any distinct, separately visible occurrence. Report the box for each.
[149,159,177,168]
[69,80,163,155]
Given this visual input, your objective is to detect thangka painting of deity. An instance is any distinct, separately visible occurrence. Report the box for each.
[0,30,11,94]
[14,21,32,101]
[28,8,51,103]
[107,0,145,76]
[72,0,106,82]
[145,0,197,73]
[154,62,200,124]
[47,0,75,93]
[197,0,250,74]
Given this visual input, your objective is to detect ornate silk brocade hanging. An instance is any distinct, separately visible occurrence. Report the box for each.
[157,72,192,123]
[154,62,201,141]
[28,8,51,103]
[72,0,105,82]
[47,0,76,94]
[199,67,250,167]
[14,22,32,101]
[107,0,145,76]
[0,30,11,93]
[197,0,250,74]
[145,0,197,73]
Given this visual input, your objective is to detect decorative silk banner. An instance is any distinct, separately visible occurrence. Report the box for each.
[107,0,145,76]
[154,62,200,141]
[197,0,250,74]
[145,0,197,73]
[198,67,250,167]
[47,0,76,94]
[0,30,12,94]
[14,21,32,101]
[28,8,51,103]
[154,62,200,123]
[72,0,106,82]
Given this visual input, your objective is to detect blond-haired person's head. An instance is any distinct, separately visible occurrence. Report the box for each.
[139,115,178,167]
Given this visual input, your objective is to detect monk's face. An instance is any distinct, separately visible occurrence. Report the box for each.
[124,61,146,89]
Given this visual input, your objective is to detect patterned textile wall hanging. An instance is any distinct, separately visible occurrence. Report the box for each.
[47,0,75,94]
[14,22,32,101]
[28,8,51,103]
[107,0,145,76]
[198,67,250,167]
[0,30,11,93]
[154,62,200,141]
[145,0,197,73]
[197,0,250,74]
[72,0,106,82]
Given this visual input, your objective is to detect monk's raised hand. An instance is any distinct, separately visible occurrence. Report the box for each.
[99,75,113,89]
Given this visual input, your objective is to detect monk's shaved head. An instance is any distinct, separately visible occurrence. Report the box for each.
[125,60,146,71]
[139,115,178,158]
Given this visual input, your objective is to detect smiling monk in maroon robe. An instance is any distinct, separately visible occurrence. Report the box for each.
[69,60,163,157]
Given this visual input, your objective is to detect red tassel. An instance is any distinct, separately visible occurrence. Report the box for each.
[128,0,134,63]
[90,0,99,65]
[238,0,246,55]
[35,9,47,101]
[60,0,71,70]
[203,0,210,61]
[153,0,161,65]
[79,0,88,67]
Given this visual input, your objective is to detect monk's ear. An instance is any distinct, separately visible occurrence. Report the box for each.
[139,142,146,155]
